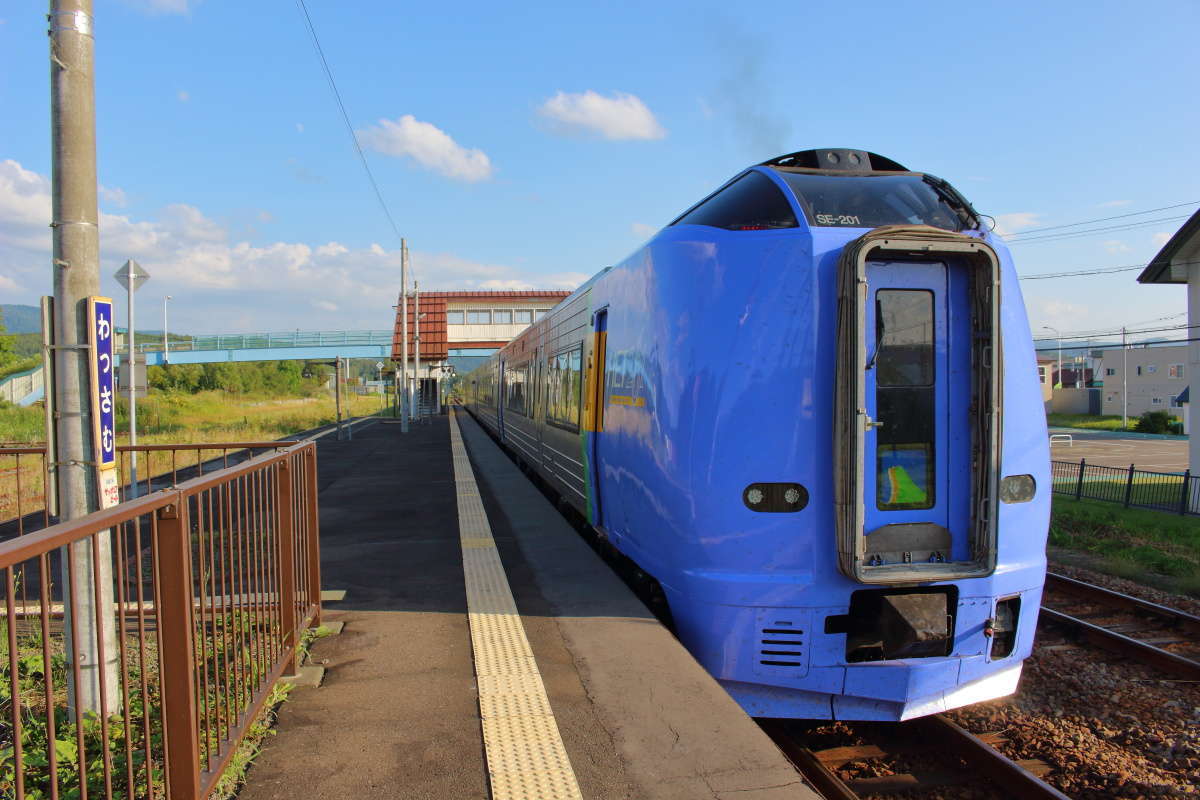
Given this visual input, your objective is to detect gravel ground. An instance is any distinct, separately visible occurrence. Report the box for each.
[945,563,1200,798]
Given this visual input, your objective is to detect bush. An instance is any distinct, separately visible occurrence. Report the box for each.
[1134,410,1176,434]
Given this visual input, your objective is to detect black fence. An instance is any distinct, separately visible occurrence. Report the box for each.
[1051,459,1199,515]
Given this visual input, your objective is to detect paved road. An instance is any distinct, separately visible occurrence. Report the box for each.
[1049,429,1187,472]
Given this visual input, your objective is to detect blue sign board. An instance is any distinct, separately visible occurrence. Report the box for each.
[87,296,117,469]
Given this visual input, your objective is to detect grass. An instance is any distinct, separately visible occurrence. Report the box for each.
[1046,413,1136,432]
[1049,496,1200,597]
[1,390,390,524]
[1050,472,1189,512]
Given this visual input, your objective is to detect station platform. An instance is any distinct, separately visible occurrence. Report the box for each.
[238,410,816,800]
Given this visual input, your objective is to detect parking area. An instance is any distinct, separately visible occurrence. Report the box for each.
[1048,429,1188,473]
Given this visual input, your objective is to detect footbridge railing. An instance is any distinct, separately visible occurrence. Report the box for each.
[135,329,394,354]
[0,440,321,799]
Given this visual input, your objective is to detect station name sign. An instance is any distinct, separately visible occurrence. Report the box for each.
[87,296,117,472]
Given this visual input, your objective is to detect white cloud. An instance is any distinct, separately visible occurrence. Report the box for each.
[177,90,190,103]
[356,115,492,182]
[123,0,197,15]
[1152,232,1172,247]
[631,222,656,239]
[295,123,304,134]
[993,212,1042,237]
[1102,239,1132,254]
[1097,200,1130,208]
[100,185,128,208]
[538,90,666,141]
[0,158,581,331]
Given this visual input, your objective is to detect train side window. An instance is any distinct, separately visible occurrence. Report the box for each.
[547,345,583,431]
[506,363,528,415]
[672,171,798,231]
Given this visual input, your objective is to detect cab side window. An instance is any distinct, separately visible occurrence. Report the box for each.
[673,171,798,231]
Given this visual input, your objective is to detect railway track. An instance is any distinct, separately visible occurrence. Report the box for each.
[1038,572,1200,680]
[762,714,1072,799]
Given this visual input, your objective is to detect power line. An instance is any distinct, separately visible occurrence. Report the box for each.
[1035,337,1196,353]
[1002,200,1198,237]
[1033,321,1193,343]
[293,0,411,277]
[1019,258,1200,281]
[1005,214,1191,245]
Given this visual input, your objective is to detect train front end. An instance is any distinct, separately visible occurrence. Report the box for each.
[639,149,1049,721]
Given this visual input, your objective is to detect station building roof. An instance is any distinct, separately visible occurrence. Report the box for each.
[391,289,572,361]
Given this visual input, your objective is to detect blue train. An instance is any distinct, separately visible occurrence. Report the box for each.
[463,148,1049,721]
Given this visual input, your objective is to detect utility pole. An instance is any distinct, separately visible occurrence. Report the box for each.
[49,0,120,714]
[414,281,421,423]
[1122,326,1128,431]
[400,239,409,433]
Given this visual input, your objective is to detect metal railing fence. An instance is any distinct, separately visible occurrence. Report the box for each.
[1051,459,1198,515]
[0,440,320,799]
[132,330,393,354]
[1,443,297,543]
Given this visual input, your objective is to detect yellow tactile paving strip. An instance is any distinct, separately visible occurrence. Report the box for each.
[449,409,585,800]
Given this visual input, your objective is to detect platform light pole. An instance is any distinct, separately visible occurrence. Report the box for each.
[162,294,172,363]
[49,0,120,715]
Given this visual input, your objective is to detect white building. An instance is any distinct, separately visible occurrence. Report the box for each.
[1098,343,1187,418]
[1137,209,1200,466]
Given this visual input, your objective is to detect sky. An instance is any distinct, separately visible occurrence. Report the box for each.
[1,0,1198,348]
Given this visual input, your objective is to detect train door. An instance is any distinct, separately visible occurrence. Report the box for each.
[862,260,971,566]
[585,309,608,525]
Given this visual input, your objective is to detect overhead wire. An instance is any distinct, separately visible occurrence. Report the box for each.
[1019,258,1200,281]
[293,0,413,281]
[1004,214,1191,245]
[1001,201,1199,237]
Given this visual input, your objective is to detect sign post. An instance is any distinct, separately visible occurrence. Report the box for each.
[114,259,149,497]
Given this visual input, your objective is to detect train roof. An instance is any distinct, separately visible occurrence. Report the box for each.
[761,148,909,174]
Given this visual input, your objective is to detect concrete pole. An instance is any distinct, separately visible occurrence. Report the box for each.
[400,239,409,433]
[414,281,421,422]
[49,0,120,714]
[1122,326,1128,430]
[125,266,137,499]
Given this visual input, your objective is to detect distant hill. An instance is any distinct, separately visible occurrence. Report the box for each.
[0,304,40,334]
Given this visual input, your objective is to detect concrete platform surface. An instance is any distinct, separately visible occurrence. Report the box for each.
[237,414,816,800]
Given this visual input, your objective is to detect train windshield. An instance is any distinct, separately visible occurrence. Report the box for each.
[774,172,971,232]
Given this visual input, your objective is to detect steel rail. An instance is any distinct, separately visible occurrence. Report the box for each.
[759,720,858,800]
[1038,606,1200,680]
[763,715,1070,800]
[909,716,1073,800]
[1044,572,1200,637]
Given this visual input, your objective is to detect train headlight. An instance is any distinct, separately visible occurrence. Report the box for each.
[999,474,1036,504]
[743,483,809,512]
